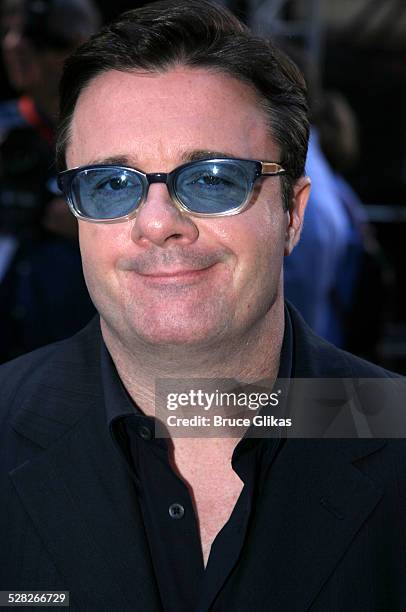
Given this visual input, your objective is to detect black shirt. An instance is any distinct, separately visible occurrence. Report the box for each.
[101,309,293,612]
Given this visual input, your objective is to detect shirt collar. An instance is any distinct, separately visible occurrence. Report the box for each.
[101,340,135,427]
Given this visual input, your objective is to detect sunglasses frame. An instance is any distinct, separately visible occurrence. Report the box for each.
[57,158,286,223]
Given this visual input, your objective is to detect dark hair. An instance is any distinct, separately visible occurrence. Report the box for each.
[56,0,309,208]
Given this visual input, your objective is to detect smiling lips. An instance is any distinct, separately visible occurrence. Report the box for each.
[135,265,218,285]
[117,247,229,281]
[139,266,213,278]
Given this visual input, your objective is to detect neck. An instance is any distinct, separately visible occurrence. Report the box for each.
[101,292,285,417]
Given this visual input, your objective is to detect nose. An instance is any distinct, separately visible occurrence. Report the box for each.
[130,183,199,247]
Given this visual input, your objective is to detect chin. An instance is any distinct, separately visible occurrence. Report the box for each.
[100,304,225,349]
[129,321,223,349]
[122,299,234,346]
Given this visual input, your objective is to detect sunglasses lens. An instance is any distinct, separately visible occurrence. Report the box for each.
[174,160,254,214]
[71,168,143,220]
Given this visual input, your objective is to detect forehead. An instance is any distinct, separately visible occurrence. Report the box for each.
[67,67,279,168]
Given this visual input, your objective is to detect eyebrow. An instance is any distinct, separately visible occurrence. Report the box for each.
[181,150,240,163]
[87,149,241,168]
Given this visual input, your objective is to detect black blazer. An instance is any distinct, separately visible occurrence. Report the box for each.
[1,306,405,611]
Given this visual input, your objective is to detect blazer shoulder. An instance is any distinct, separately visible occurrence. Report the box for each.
[340,349,403,378]
[0,317,101,424]
[0,343,61,419]
[328,343,398,378]
[287,301,401,379]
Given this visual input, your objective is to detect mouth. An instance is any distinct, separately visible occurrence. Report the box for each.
[117,248,228,288]
[136,264,217,284]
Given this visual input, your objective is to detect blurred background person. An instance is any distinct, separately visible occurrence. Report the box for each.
[281,45,370,350]
[0,0,100,362]
[317,90,394,359]
[256,35,393,363]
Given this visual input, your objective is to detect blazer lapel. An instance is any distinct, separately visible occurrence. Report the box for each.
[9,325,162,612]
[216,437,385,611]
[214,307,389,610]
[260,438,384,610]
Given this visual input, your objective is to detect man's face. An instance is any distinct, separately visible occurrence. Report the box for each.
[67,68,308,349]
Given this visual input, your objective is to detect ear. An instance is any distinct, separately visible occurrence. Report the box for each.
[284,176,311,256]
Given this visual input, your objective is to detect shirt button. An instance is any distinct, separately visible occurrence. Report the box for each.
[138,425,152,440]
[168,503,185,519]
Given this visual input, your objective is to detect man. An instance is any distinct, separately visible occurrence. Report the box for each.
[0,2,405,611]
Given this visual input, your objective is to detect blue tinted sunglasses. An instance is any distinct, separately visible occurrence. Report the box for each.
[57,158,286,222]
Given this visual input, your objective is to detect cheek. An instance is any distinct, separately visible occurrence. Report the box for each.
[218,200,285,281]
[78,223,125,285]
